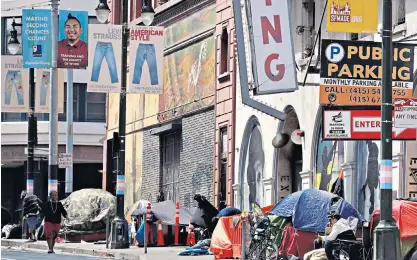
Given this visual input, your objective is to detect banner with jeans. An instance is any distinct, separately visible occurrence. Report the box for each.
[1,56,29,112]
[87,24,122,93]
[22,9,52,68]
[128,26,164,94]
[35,68,64,113]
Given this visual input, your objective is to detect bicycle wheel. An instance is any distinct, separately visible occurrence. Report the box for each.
[248,241,267,260]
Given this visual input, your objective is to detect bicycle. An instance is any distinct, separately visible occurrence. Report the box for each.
[247,215,278,260]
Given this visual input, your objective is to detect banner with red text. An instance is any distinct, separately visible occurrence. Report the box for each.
[128,26,164,94]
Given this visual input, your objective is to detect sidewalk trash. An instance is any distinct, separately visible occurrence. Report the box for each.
[177,239,213,256]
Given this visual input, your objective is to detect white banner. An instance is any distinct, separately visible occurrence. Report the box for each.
[128,26,164,94]
[1,56,30,112]
[87,24,123,93]
[35,68,64,113]
[246,0,298,94]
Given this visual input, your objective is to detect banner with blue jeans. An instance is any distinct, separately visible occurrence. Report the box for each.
[35,68,64,113]
[1,55,29,112]
[22,9,52,68]
[87,24,122,93]
[128,26,164,94]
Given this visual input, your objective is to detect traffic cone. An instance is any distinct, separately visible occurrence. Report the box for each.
[186,220,196,246]
[156,220,165,246]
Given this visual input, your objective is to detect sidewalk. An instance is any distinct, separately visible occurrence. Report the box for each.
[1,239,215,260]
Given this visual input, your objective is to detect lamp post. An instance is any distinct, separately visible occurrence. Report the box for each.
[95,0,155,249]
[374,0,401,259]
[8,18,38,197]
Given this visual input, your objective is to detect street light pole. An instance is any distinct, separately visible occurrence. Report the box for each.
[95,0,154,249]
[374,0,401,259]
[48,0,59,195]
[7,19,37,196]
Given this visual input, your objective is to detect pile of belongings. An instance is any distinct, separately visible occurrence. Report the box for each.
[59,189,116,236]
[1,224,22,239]
[177,239,214,256]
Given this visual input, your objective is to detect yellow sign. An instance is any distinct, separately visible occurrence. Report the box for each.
[327,0,378,33]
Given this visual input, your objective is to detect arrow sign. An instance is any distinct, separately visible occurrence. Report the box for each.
[323,109,416,140]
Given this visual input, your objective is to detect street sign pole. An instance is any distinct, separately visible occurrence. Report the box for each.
[374,0,401,259]
[65,68,74,197]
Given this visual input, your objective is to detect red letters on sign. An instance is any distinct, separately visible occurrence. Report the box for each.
[261,16,282,44]
[265,0,272,6]
[264,54,285,81]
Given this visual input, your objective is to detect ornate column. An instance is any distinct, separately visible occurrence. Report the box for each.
[299,170,313,190]
[232,183,240,209]
[263,177,274,206]
[341,162,355,205]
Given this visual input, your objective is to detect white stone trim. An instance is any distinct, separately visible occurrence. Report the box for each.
[299,170,313,190]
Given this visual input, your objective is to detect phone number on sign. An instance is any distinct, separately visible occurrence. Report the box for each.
[348,88,406,96]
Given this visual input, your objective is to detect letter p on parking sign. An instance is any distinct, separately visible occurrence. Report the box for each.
[325,43,345,63]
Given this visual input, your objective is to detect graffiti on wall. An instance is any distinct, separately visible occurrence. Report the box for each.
[164,7,216,49]
[406,142,417,198]
[242,125,265,211]
[315,130,345,192]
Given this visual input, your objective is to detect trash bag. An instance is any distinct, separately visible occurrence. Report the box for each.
[1,224,14,238]
[190,194,218,232]
[60,189,116,236]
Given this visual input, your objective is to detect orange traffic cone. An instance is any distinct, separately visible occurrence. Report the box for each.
[186,221,196,246]
[156,220,165,246]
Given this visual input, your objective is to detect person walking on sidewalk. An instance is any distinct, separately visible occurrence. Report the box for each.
[21,190,43,242]
[42,190,68,254]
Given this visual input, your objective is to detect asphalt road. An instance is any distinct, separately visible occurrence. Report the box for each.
[1,249,105,260]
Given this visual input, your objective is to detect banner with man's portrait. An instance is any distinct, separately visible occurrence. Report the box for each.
[57,10,88,69]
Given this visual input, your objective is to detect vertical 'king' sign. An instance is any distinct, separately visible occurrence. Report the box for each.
[22,9,52,68]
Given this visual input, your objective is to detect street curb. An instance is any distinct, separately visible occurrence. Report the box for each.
[1,240,141,260]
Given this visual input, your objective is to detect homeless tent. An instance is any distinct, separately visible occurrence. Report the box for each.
[59,189,116,240]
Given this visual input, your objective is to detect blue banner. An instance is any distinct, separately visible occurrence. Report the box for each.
[22,9,52,68]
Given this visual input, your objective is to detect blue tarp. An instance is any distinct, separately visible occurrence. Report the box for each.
[270,189,364,233]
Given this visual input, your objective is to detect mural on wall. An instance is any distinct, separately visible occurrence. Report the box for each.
[158,6,216,122]
[315,129,345,192]
[164,6,216,49]
[159,37,215,121]
[243,125,265,211]
[356,141,381,220]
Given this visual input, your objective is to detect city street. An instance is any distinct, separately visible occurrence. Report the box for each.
[1,249,106,260]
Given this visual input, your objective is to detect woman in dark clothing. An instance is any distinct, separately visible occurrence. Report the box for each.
[42,190,68,254]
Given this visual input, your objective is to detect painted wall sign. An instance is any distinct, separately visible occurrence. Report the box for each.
[246,0,297,94]
[323,109,417,140]
[394,98,417,128]
[320,40,415,105]
[326,0,378,33]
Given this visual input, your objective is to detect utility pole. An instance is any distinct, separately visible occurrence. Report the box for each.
[110,0,129,248]
[27,68,37,195]
[373,0,401,259]
[65,69,74,197]
[49,0,59,194]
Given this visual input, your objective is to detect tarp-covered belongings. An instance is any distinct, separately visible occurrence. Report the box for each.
[191,194,219,232]
[270,189,364,233]
[371,199,417,240]
[217,207,241,218]
[177,239,213,256]
[130,200,195,226]
[60,189,116,236]
[126,200,150,224]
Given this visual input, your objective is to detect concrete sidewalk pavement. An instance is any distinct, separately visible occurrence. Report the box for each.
[1,239,215,260]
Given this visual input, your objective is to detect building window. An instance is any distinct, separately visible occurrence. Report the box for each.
[219,127,228,209]
[3,17,22,55]
[161,131,181,203]
[1,112,23,122]
[86,92,106,122]
[396,0,405,25]
[58,84,79,121]
[220,28,229,74]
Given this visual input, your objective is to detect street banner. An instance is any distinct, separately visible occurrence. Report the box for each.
[1,56,29,112]
[246,0,297,94]
[128,26,164,94]
[58,10,88,69]
[22,9,52,68]
[394,98,417,128]
[87,24,122,93]
[35,68,64,113]
[322,109,417,140]
[327,0,378,33]
[320,40,415,106]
